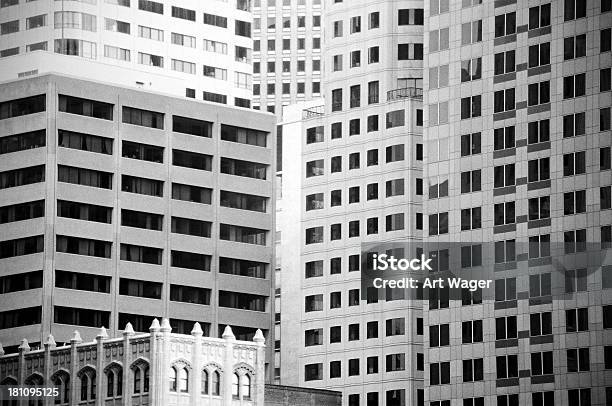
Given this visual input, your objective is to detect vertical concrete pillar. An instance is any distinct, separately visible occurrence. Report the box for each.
[122,323,134,404]
[43,335,56,406]
[95,327,107,406]
[148,319,160,406]
[18,339,30,406]
[253,330,266,406]
[69,331,82,406]
[190,323,203,406]
[159,318,172,405]
[222,326,235,405]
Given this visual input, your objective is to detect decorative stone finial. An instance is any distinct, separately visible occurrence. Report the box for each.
[253,329,265,344]
[160,318,172,333]
[191,322,203,336]
[18,338,30,352]
[96,327,109,340]
[70,330,82,344]
[0,341,4,356]
[124,322,135,336]
[45,334,57,348]
[149,318,160,332]
[222,325,235,340]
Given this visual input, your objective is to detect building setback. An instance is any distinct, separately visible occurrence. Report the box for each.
[0,74,276,380]
[422,0,611,405]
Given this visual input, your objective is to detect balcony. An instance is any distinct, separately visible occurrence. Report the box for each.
[387,87,423,101]
[302,105,324,119]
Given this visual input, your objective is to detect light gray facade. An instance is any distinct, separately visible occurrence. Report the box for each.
[0,74,276,380]
[422,0,612,405]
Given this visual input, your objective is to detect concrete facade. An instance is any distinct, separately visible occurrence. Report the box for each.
[251,0,322,115]
[0,0,254,105]
[278,0,425,404]
[0,74,276,380]
[422,0,612,405]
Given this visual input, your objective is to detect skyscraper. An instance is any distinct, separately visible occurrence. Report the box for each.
[251,0,323,115]
[421,0,611,404]
[278,0,425,404]
[0,0,255,106]
[0,0,277,377]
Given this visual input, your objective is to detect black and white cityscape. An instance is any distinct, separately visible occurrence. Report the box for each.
[0,0,611,405]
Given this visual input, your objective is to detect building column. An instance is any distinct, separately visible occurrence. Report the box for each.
[43,335,56,406]
[159,318,172,406]
[222,326,235,405]
[69,331,82,406]
[18,339,30,406]
[122,323,134,406]
[148,319,160,406]
[95,327,107,406]
[253,330,265,406]
[190,323,203,406]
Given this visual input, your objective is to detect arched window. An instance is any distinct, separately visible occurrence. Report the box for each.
[201,370,209,395]
[1,377,18,406]
[212,371,220,396]
[78,369,96,402]
[241,374,251,399]
[231,373,239,398]
[178,368,189,393]
[106,372,114,398]
[133,368,141,394]
[52,371,70,405]
[80,375,88,401]
[105,366,122,398]
[169,367,177,392]
[25,374,44,406]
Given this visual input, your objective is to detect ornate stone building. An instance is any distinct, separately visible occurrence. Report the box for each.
[0,319,266,406]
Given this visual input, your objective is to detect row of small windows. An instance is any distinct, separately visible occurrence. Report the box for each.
[305,179,422,212]
[0,231,266,265]
[305,143,411,177]
[332,9,422,40]
[254,14,321,31]
[304,214,422,243]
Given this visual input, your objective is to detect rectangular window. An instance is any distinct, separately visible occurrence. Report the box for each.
[55,270,109,293]
[0,235,44,259]
[203,13,227,28]
[171,250,211,271]
[59,95,113,120]
[0,94,45,120]
[122,106,163,129]
[1,129,46,155]
[171,33,196,48]
[138,52,163,67]
[564,34,587,60]
[495,12,516,37]
[54,38,96,59]
[57,235,111,258]
[104,45,130,61]
[529,4,551,29]
[121,175,162,197]
[138,0,162,13]
[171,6,195,21]
[494,50,516,75]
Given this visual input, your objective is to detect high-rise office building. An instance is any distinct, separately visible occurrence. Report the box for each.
[0,74,276,377]
[278,0,425,404]
[0,0,255,106]
[0,0,278,373]
[251,0,323,115]
[421,0,612,405]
